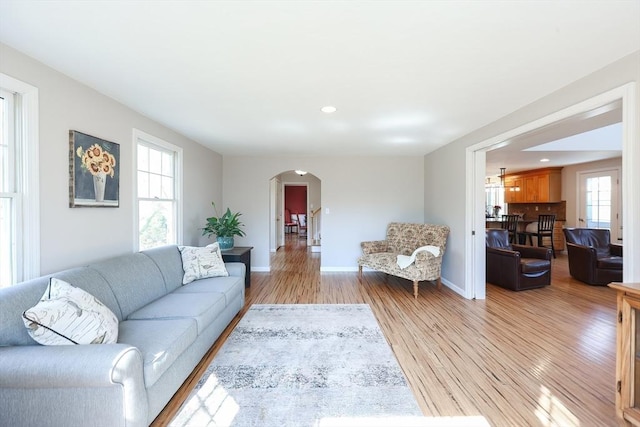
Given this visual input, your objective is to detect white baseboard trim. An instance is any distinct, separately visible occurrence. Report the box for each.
[441,277,466,298]
[251,267,270,272]
[320,267,359,272]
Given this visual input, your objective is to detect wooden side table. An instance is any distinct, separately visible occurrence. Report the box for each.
[610,282,640,425]
[221,246,253,288]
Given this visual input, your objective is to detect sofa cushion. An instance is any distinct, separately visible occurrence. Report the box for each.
[597,256,623,270]
[22,278,119,345]
[173,275,243,305]
[141,245,185,293]
[127,292,226,334]
[118,318,197,387]
[179,244,229,284]
[520,258,551,274]
[90,253,167,320]
[358,252,425,281]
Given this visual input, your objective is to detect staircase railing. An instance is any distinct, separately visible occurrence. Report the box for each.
[310,207,321,245]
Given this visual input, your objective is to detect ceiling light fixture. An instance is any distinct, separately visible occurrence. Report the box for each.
[321,106,337,114]
[499,167,521,192]
[295,170,307,176]
[540,158,550,162]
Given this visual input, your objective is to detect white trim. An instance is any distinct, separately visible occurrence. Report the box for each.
[467,82,638,298]
[620,83,639,282]
[0,73,40,281]
[132,128,183,251]
[466,149,486,300]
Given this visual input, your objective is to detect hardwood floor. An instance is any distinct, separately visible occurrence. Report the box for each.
[153,234,619,426]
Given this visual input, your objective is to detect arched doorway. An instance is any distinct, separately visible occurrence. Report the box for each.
[269,170,322,269]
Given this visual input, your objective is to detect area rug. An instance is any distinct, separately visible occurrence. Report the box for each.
[170,304,423,426]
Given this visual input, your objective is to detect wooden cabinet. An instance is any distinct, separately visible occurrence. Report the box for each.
[610,283,640,426]
[505,167,562,203]
[504,177,524,203]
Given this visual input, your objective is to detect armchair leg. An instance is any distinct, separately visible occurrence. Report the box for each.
[436,277,442,290]
[413,281,418,299]
[358,265,362,278]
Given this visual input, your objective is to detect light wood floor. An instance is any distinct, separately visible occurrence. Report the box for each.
[153,234,619,426]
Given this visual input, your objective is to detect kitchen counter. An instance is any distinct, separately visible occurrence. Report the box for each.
[485,217,566,251]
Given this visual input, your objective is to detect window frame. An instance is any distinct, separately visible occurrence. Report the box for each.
[0,73,39,286]
[132,129,183,252]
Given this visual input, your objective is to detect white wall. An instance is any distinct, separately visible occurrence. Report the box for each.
[562,157,622,228]
[0,43,223,275]
[222,156,424,270]
[425,51,640,294]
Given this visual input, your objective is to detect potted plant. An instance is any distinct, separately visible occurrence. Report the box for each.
[202,202,246,250]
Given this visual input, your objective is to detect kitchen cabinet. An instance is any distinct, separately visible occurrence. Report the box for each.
[505,167,562,203]
[504,177,524,203]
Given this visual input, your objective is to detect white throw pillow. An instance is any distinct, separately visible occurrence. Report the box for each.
[179,243,229,284]
[22,278,119,345]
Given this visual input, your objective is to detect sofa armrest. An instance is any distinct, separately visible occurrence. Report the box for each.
[225,261,246,279]
[610,243,623,257]
[0,344,148,427]
[512,244,552,260]
[361,240,388,254]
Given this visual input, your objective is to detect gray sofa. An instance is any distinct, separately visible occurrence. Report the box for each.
[0,244,246,427]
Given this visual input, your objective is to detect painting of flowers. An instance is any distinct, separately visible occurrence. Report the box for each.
[69,130,120,207]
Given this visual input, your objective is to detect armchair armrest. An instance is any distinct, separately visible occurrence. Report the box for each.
[566,242,598,261]
[512,244,552,260]
[414,250,439,270]
[361,240,388,254]
[487,247,520,259]
[610,243,623,257]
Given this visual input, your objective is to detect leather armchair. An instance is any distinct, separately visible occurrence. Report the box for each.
[486,229,552,291]
[563,228,623,285]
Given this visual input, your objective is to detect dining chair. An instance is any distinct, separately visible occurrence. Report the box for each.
[286,211,298,234]
[501,214,519,244]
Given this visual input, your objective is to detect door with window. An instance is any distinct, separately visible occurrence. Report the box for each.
[578,169,621,242]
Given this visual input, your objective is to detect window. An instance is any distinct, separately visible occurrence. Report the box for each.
[0,74,39,288]
[0,89,16,287]
[134,130,182,251]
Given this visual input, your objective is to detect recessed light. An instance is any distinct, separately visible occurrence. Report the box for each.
[540,158,550,162]
[321,106,337,114]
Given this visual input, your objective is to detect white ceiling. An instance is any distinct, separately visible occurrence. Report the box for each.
[485,101,623,176]
[0,1,638,159]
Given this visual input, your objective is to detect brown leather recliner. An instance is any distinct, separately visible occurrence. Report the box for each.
[486,229,552,291]
[563,228,623,285]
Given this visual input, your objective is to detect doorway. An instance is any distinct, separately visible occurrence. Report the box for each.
[268,170,322,272]
[468,83,638,299]
[578,168,622,242]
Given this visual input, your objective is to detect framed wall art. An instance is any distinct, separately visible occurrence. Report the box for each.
[69,130,120,207]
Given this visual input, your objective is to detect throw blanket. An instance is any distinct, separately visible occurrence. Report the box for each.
[397,245,441,269]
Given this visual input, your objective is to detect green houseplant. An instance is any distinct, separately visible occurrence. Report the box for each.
[202,202,246,250]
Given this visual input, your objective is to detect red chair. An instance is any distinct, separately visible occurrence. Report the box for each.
[284,209,297,233]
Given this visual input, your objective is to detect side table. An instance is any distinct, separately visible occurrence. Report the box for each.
[221,246,253,288]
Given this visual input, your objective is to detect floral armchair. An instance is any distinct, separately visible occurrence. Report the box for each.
[358,222,450,298]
